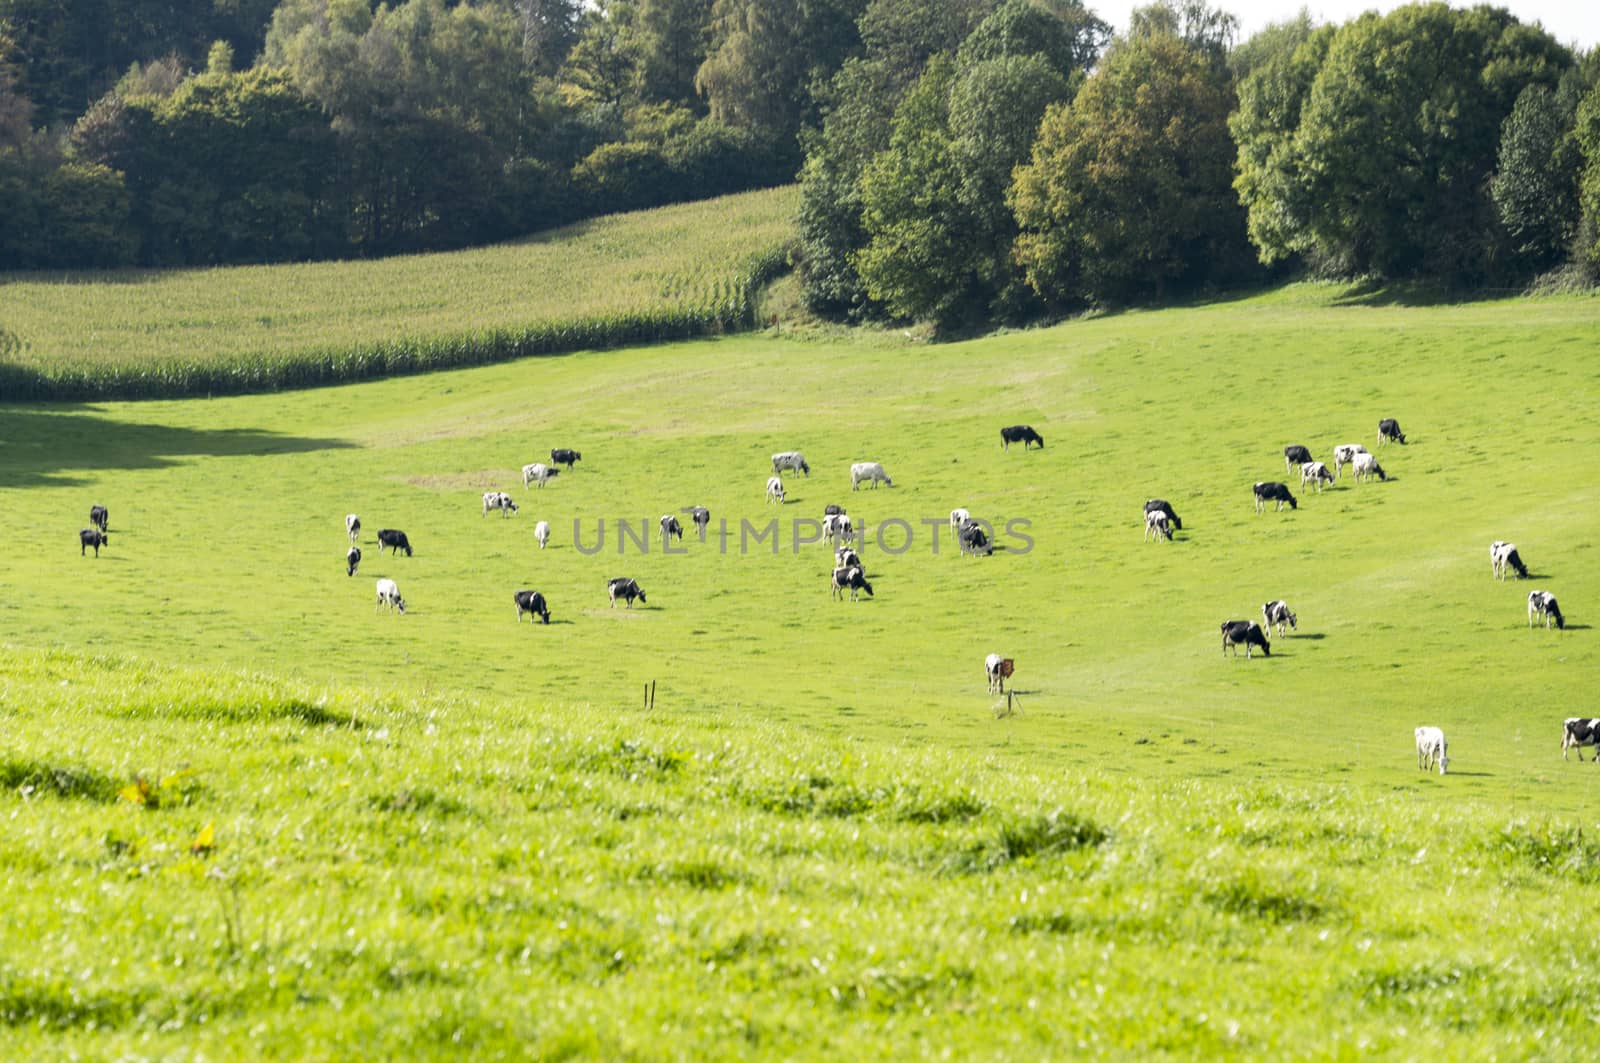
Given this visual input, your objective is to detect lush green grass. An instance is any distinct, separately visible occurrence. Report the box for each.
[0,187,796,398]
[3,282,1599,1054]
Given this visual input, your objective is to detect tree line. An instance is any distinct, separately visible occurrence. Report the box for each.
[3,0,1600,320]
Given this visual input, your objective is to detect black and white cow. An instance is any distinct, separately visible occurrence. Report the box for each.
[1262,600,1297,636]
[1351,451,1387,483]
[1378,418,1406,446]
[985,652,1014,694]
[1491,541,1528,580]
[766,476,786,504]
[771,451,810,477]
[89,504,109,532]
[377,529,413,556]
[1528,590,1564,630]
[482,491,519,517]
[79,528,108,556]
[1143,509,1172,542]
[823,513,855,546]
[686,506,710,537]
[1001,425,1044,450]
[550,448,582,470]
[831,565,874,601]
[1253,482,1297,512]
[1333,444,1369,479]
[1561,718,1600,761]
[834,547,863,571]
[375,577,406,614]
[608,577,647,608]
[1300,462,1334,492]
[514,589,551,624]
[1221,619,1271,657]
[346,513,361,542]
[660,514,683,543]
[347,545,361,577]
[958,521,992,556]
[522,463,559,488]
[1283,445,1313,475]
[1144,499,1182,531]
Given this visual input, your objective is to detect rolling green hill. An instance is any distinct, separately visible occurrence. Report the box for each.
[2,282,1598,1055]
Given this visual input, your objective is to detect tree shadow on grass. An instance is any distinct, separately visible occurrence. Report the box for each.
[0,406,356,488]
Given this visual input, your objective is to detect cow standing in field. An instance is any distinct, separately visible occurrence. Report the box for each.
[1415,726,1449,774]
[851,462,892,490]
[1001,425,1044,450]
[1490,541,1528,580]
[1351,452,1387,483]
[766,476,786,504]
[1144,499,1182,531]
[482,491,519,517]
[1333,444,1369,479]
[522,463,558,488]
[1262,600,1297,636]
[1283,446,1313,475]
[514,590,551,624]
[534,521,550,549]
[831,565,873,601]
[660,514,683,544]
[377,529,413,557]
[771,452,810,477]
[375,578,406,614]
[1528,590,1565,629]
[79,528,108,557]
[1143,509,1172,541]
[1562,718,1600,761]
[985,653,1015,694]
[550,448,581,470]
[89,505,109,532]
[346,514,361,542]
[1300,462,1334,492]
[957,521,992,556]
[1378,418,1407,445]
[608,577,647,608]
[346,546,361,577]
[835,547,863,572]
[824,513,854,546]
[1253,482,1297,512]
[1221,620,1270,657]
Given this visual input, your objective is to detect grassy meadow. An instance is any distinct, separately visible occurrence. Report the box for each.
[3,281,1600,1055]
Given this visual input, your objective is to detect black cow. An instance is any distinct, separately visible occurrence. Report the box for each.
[608,577,647,608]
[1001,425,1044,451]
[550,448,582,469]
[660,514,683,543]
[377,529,413,557]
[1378,418,1406,445]
[957,521,992,556]
[831,565,874,601]
[1253,482,1297,512]
[1221,619,1271,658]
[1562,718,1600,761]
[347,545,361,577]
[686,506,710,537]
[1283,446,1313,475]
[89,504,109,532]
[1144,499,1182,531]
[79,528,108,556]
[514,589,551,624]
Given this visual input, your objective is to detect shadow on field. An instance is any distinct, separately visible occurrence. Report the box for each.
[0,407,355,487]
[1328,279,1508,308]
[1293,633,1326,641]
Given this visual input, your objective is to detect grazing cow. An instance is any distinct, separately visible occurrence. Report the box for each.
[375,578,406,614]
[1528,590,1565,630]
[347,546,361,577]
[608,577,647,608]
[1415,726,1449,774]
[1283,445,1313,475]
[377,529,413,557]
[1221,619,1271,658]
[550,448,582,470]
[958,521,992,556]
[1490,540,1528,580]
[1561,718,1600,761]
[766,476,786,504]
[685,506,710,537]
[522,463,559,488]
[1253,482,1297,512]
[1333,444,1369,478]
[1378,418,1407,446]
[835,547,862,571]
[89,504,109,532]
[950,508,970,534]
[1262,600,1297,636]
[1351,451,1387,483]
[1144,499,1182,531]
[850,462,892,490]
[985,653,1015,694]
[534,520,551,549]
[824,513,855,546]
[514,589,551,624]
[1001,425,1044,451]
[482,491,519,517]
[771,451,810,477]
[660,514,683,543]
[346,513,361,542]
[1300,462,1334,492]
[1144,509,1172,541]
[830,565,874,601]
[79,528,108,557]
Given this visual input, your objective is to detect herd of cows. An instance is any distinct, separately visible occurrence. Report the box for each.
[73,416,1586,769]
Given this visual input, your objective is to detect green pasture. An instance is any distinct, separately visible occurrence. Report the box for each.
[3,282,1600,1055]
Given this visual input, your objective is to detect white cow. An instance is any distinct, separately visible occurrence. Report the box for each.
[850,462,893,490]
[766,476,785,504]
[1300,462,1334,492]
[1143,509,1171,541]
[1415,726,1449,775]
[482,491,519,517]
[985,653,1014,694]
[1333,444,1369,479]
[375,578,406,614]
[1351,451,1387,483]
[771,451,810,477]
[522,463,558,488]
[534,520,550,549]
[950,508,970,535]
[346,513,361,542]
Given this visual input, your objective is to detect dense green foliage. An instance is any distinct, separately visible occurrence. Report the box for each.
[0,186,796,399]
[1,285,1598,1054]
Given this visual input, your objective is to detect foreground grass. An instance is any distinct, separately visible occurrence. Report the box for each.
[3,645,1598,1058]
[0,187,796,398]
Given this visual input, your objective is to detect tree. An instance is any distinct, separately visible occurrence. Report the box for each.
[1129,0,1236,69]
[1491,84,1579,271]
[1579,78,1600,271]
[957,0,1106,74]
[564,0,639,108]
[1011,31,1250,306]
[628,0,713,105]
